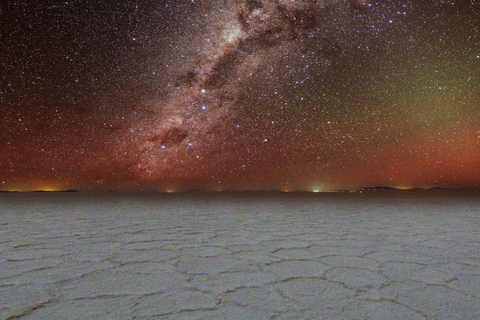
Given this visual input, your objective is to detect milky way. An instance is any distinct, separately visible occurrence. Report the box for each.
[124,0,384,188]
[2,0,480,191]
[134,1,338,157]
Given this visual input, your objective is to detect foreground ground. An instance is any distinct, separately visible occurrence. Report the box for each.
[1,190,479,319]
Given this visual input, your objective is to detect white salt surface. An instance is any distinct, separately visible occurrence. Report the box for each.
[1,190,479,319]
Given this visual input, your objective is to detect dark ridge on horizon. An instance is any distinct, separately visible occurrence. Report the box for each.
[0,190,80,193]
[1,187,479,194]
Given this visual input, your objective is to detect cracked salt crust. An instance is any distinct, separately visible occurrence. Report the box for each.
[1,191,479,319]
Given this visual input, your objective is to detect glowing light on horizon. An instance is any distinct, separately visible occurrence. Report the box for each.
[37,186,61,192]
[2,182,64,192]
[394,186,413,190]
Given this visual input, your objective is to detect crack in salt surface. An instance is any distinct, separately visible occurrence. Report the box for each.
[5,298,59,320]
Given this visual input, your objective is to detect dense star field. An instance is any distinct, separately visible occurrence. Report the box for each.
[2,0,480,191]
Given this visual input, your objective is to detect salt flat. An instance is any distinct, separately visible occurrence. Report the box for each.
[1,190,479,319]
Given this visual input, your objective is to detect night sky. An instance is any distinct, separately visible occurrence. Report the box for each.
[2,0,480,192]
